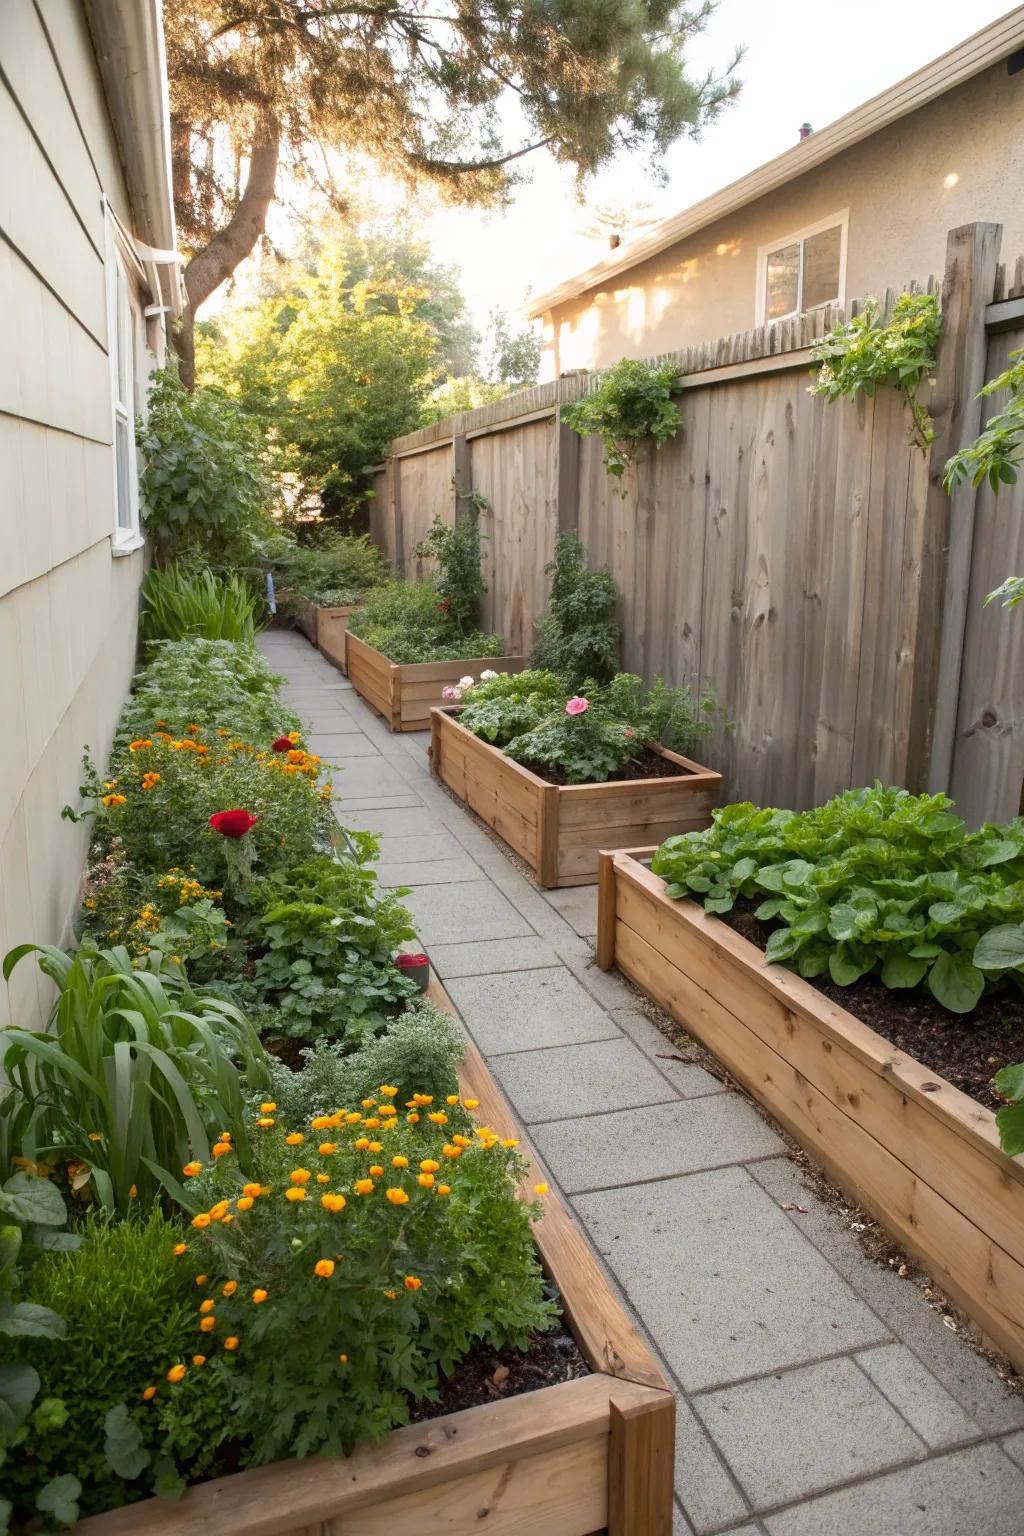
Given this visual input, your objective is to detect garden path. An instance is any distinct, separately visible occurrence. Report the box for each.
[260,628,1024,1536]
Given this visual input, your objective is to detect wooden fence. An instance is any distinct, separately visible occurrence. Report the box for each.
[370,223,1024,822]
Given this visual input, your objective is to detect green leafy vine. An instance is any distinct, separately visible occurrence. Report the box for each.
[561,357,681,485]
[809,291,941,452]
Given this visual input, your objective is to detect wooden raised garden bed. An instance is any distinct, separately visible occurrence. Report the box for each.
[347,632,528,734]
[78,975,674,1536]
[431,706,721,887]
[597,849,1024,1372]
[287,595,362,674]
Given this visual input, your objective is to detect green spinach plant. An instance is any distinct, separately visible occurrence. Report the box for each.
[652,785,1024,1014]
[561,358,681,481]
[809,291,940,452]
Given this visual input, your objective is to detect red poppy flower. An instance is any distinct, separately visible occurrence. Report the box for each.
[209,809,258,839]
[271,736,293,753]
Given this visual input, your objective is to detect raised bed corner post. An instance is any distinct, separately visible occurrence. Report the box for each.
[597,850,618,970]
[608,1389,676,1536]
[907,220,1003,797]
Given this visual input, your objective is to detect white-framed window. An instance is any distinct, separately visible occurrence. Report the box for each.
[756,211,848,325]
[105,217,145,552]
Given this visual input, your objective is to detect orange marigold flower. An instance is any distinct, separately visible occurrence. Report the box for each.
[378,1085,398,1098]
[252,1289,268,1304]
[354,1137,370,1151]
[212,1142,231,1160]
[391,1155,409,1169]
[407,1112,420,1124]
[463,1099,479,1110]
[314,1259,335,1278]
[318,1142,338,1156]
[195,1274,208,1286]
[385,1187,409,1206]
[285,1187,305,1203]
[362,1117,381,1130]
[354,1179,374,1196]
[222,1281,238,1297]
[199,1316,216,1333]
[173,1242,186,1256]
[321,1192,346,1212]
[404,1275,422,1291]
[199,1299,215,1314]
[501,1139,519,1149]
[289,1168,311,1185]
[419,1160,440,1174]
[316,1174,330,1185]
[345,1112,362,1124]
[242,1182,262,1198]
[384,1289,397,1300]
[256,1117,275,1129]
[446,1095,459,1106]
[167,1364,186,1383]
[436,1184,451,1197]
[367,1141,382,1153]
[102,794,126,808]
[259,1102,277,1113]
[142,1386,157,1401]
[427,1111,448,1125]
[236,1196,254,1211]
[192,1355,207,1367]
[338,1353,349,1364]
[452,1135,472,1148]
[129,739,153,752]
[377,1104,397,1119]
[285,1132,304,1146]
[209,1201,230,1221]
[411,1094,433,1107]
[224,1336,239,1351]
[191,1214,211,1230]
[368,1164,384,1178]
[417,1173,435,1189]
[441,1145,462,1160]
[361,1098,376,1110]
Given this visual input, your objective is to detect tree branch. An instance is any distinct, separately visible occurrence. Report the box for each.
[408,136,554,175]
[183,122,280,315]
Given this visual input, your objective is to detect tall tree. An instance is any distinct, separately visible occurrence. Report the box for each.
[164,0,741,383]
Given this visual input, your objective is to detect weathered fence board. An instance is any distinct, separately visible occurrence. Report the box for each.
[374,226,1024,821]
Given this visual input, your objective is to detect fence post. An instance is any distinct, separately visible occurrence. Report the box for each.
[906,221,1002,793]
[392,455,405,576]
[452,430,474,525]
[556,415,580,535]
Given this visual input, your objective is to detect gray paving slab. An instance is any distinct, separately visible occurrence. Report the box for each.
[335,795,426,812]
[673,1394,751,1534]
[375,832,466,864]
[763,1443,1024,1536]
[694,1357,925,1508]
[576,1166,888,1393]
[1002,1429,1024,1470]
[542,883,599,936]
[402,879,533,944]
[329,759,413,797]
[491,1037,678,1123]
[376,857,482,887]
[345,808,438,838]
[856,1343,981,1449]
[608,1007,728,1096]
[426,936,562,978]
[309,734,380,757]
[305,726,367,747]
[446,967,622,1055]
[535,1095,784,1194]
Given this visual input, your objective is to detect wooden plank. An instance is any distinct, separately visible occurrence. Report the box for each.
[608,1393,676,1536]
[596,850,617,970]
[556,416,581,535]
[539,783,561,888]
[316,604,361,676]
[907,222,1003,792]
[396,655,528,686]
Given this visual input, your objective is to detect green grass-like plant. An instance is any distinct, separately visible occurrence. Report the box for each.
[139,565,262,646]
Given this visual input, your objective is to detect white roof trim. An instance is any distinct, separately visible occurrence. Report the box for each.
[527,6,1024,318]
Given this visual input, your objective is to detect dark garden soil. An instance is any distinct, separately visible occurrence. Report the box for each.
[526,745,690,787]
[727,904,1024,1111]
[410,1323,589,1420]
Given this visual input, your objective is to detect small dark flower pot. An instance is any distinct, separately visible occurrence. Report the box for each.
[396,952,430,992]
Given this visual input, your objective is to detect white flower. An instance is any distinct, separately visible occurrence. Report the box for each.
[480,669,498,680]
[441,685,461,702]
[458,676,475,690]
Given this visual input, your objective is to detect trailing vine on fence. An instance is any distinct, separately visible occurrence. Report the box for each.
[808,291,941,452]
[561,357,681,485]
[944,347,1024,495]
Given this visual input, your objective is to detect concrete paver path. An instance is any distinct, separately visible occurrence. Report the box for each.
[262,628,1024,1535]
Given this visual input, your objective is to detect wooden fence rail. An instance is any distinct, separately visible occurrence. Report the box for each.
[369,222,1024,821]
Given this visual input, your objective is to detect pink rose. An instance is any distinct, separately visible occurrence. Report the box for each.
[624,727,634,738]
[441,685,460,702]
[565,696,589,717]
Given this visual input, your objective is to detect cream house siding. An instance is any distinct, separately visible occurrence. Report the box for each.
[541,59,1024,375]
[0,0,152,1026]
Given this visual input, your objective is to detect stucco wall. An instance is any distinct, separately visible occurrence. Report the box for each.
[542,60,1024,374]
[0,0,150,1026]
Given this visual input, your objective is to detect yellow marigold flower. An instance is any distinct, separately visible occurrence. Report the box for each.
[318,1142,338,1156]
[354,1179,374,1196]
[221,1213,234,1225]
[289,1168,311,1185]
[173,1242,186,1256]
[142,1385,157,1401]
[412,1094,433,1107]
[338,1353,348,1363]
[441,1145,462,1160]
[199,1316,216,1333]
[463,1099,479,1110]
[287,730,301,743]
[417,1172,435,1188]
[102,794,126,808]
[191,1214,211,1230]
[199,1298,215,1315]
[224,1336,239,1351]
[452,1135,472,1148]
[354,1137,370,1151]
[404,1275,422,1291]
[285,1132,304,1146]
[321,1192,346,1212]
[83,899,97,911]
[436,1184,451,1197]
[361,1098,376,1110]
[242,1183,262,1199]
[310,1115,332,1130]
[446,1094,460,1105]
[195,1274,208,1286]
[384,1289,398,1300]
[391,1155,409,1169]
[379,1085,398,1098]
[192,1355,207,1366]
[314,1259,335,1278]
[256,1117,275,1129]
[260,1102,277,1113]
[501,1139,520,1149]
[222,1281,238,1297]
[316,1174,330,1185]
[345,1112,362,1125]
[385,1187,409,1206]
[377,1104,397,1118]
[237,1196,254,1211]
[209,1201,230,1221]
[167,1364,186,1384]
[363,1117,381,1130]
[406,1112,420,1125]
[252,1289,268,1305]
[212,1142,232,1159]
[534,1183,549,1196]
[419,1160,440,1174]
[285,1187,306,1203]
[368,1141,382,1153]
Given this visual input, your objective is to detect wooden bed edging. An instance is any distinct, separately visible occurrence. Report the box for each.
[597,849,1024,1371]
[346,633,529,733]
[430,707,721,887]
[76,975,673,1536]
[282,597,362,674]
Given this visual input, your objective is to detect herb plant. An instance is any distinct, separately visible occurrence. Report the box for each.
[532,532,620,687]
[651,785,1024,1014]
[561,358,681,481]
[348,579,502,664]
[115,640,298,749]
[455,669,566,745]
[809,291,940,452]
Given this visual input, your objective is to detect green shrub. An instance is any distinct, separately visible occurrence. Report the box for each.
[272,532,387,608]
[506,698,634,784]
[115,640,299,749]
[455,669,566,746]
[0,944,269,1213]
[532,533,619,687]
[138,369,277,567]
[6,1209,200,1521]
[651,785,1024,1014]
[139,565,261,646]
[561,358,681,480]
[414,516,487,636]
[159,1093,554,1464]
[348,580,502,664]
[595,672,724,758]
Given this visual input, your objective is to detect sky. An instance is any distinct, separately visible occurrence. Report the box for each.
[225,1,1018,340]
